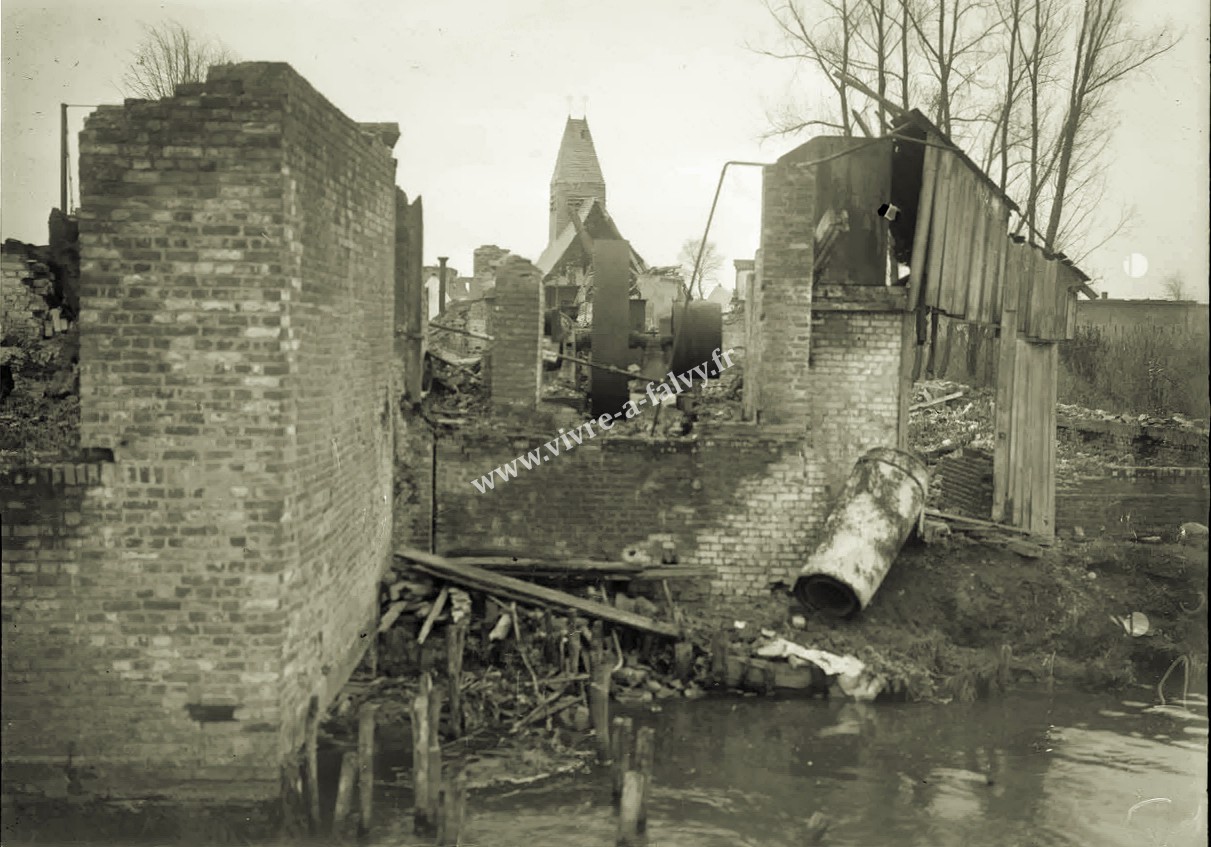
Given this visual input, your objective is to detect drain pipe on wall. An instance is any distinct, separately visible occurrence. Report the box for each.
[429,425,438,554]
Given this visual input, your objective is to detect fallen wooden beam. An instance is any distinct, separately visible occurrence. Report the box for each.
[910,390,965,412]
[396,547,681,638]
[924,508,1032,536]
[441,556,644,575]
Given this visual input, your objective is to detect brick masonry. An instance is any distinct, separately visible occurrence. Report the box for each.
[2,250,58,344]
[402,421,829,608]
[934,448,995,518]
[487,257,542,408]
[2,62,396,801]
[936,449,1210,536]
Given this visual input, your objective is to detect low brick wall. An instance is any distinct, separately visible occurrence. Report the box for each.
[936,449,1210,537]
[1056,416,1209,467]
[397,421,834,605]
[1056,466,1211,538]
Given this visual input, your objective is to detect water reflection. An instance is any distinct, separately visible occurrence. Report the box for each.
[431,690,1207,847]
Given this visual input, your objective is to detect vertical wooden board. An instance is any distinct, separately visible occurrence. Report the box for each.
[1044,344,1059,535]
[1016,247,1035,337]
[950,177,976,320]
[1034,257,1056,340]
[1009,338,1026,528]
[1065,278,1079,340]
[924,153,954,310]
[991,318,1017,523]
[908,144,941,310]
[982,206,1005,324]
[1052,262,1068,341]
[967,189,990,325]
[1033,343,1051,535]
[939,160,967,315]
[989,210,1011,324]
[992,234,1014,328]
[1013,340,1031,529]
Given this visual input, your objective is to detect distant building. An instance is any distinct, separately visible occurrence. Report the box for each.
[704,283,733,313]
[733,258,755,304]
[537,117,645,287]
[1076,297,1209,337]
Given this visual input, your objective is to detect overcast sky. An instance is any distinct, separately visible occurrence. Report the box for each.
[2,0,1207,301]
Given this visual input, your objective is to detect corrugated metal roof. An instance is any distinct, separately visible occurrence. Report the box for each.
[551,118,605,187]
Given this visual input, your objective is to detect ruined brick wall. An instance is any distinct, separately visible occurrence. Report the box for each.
[270,63,396,757]
[487,257,542,408]
[1,250,56,343]
[1056,416,1209,467]
[416,422,829,606]
[1,62,395,801]
[747,149,816,426]
[808,293,909,494]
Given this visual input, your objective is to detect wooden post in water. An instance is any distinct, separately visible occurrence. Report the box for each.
[710,631,728,686]
[617,770,645,846]
[447,621,467,739]
[589,621,612,763]
[332,751,358,837]
[436,768,468,847]
[427,675,444,827]
[634,726,655,834]
[611,715,633,809]
[411,673,435,835]
[357,702,377,836]
[304,694,322,834]
[673,642,694,682]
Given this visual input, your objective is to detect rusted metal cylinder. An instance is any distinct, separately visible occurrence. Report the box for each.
[794,447,929,618]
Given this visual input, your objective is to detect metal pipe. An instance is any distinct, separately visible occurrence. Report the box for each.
[60,103,68,213]
[437,256,448,316]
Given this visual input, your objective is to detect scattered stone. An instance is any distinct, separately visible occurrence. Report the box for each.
[1007,539,1044,559]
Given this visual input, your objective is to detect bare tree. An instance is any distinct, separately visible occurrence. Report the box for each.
[121,21,235,100]
[679,239,724,299]
[760,0,1177,259]
[1042,0,1176,249]
[1160,272,1188,301]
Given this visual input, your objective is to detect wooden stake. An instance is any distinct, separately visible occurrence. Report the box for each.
[611,715,633,810]
[357,703,377,836]
[417,586,450,645]
[567,614,582,676]
[411,675,434,836]
[673,642,693,682]
[589,622,611,763]
[332,751,358,837]
[710,631,728,685]
[427,676,444,826]
[635,726,655,834]
[617,770,644,846]
[436,768,468,847]
[304,695,321,834]
[447,621,467,739]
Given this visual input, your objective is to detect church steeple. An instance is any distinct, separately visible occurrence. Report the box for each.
[549,117,606,245]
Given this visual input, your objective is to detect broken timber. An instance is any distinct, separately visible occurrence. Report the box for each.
[432,555,709,582]
[396,547,680,638]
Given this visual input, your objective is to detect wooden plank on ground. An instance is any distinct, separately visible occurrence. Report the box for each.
[439,556,644,575]
[396,547,681,637]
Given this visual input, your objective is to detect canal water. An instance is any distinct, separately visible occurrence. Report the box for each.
[363,687,1207,847]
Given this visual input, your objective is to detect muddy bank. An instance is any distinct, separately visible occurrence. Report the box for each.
[327,532,1208,803]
